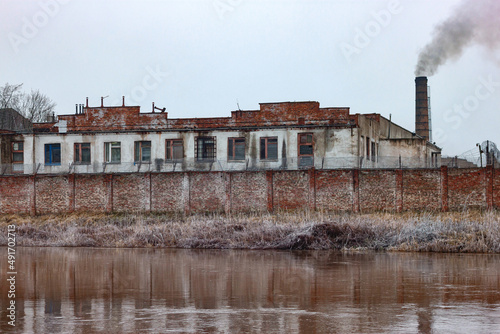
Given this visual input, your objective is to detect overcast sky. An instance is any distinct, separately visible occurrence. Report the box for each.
[1,0,499,156]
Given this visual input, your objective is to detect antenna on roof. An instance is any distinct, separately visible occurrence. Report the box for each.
[236,99,241,111]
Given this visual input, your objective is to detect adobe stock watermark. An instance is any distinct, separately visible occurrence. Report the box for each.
[111,65,170,107]
[339,0,403,63]
[8,0,71,54]
[213,0,243,20]
[433,74,499,144]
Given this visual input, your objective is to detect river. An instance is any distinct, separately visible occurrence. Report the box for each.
[1,247,499,333]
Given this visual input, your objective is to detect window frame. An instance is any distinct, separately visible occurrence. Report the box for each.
[298,133,314,167]
[134,141,152,163]
[74,143,91,165]
[196,136,216,162]
[12,141,24,164]
[104,142,121,164]
[260,137,278,161]
[165,139,184,162]
[45,143,61,166]
[227,137,246,161]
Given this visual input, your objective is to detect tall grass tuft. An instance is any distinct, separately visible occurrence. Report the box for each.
[0,210,499,252]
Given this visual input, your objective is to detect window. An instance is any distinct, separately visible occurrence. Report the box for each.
[12,142,23,164]
[228,137,245,161]
[105,142,121,163]
[196,137,216,161]
[45,143,61,165]
[74,143,91,164]
[366,137,370,158]
[166,139,184,161]
[371,141,376,162]
[12,141,23,172]
[134,141,151,163]
[361,136,364,156]
[260,137,278,160]
[298,133,314,167]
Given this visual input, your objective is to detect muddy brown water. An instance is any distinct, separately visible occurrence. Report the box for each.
[1,247,499,333]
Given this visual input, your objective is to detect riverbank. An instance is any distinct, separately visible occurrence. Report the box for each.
[1,210,499,252]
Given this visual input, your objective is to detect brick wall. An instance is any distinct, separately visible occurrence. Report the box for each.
[272,171,310,210]
[494,171,500,209]
[0,175,33,214]
[75,174,109,212]
[315,170,353,211]
[448,168,486,210]
[189,172,226,213]
[403,169,441,211]
[35,176,70,214]
[230,172,267,212]
[359,170,397,211]
[0,167,497,215]
[112,174,150,212]
[151,173,187,212]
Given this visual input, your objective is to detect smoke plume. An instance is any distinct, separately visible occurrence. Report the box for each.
[415,0,500,76]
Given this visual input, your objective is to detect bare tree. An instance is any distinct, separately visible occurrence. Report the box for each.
[20,89,57,122]
[0,83,56,122]
[0,83,23,109]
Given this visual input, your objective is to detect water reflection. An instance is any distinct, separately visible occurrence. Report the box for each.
[1,248,499,333]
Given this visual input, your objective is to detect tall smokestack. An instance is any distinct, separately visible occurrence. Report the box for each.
[415,76,429,141]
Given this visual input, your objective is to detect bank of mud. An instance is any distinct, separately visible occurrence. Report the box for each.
[1,211,499,253]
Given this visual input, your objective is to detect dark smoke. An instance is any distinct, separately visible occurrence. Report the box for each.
[415,0,500,76]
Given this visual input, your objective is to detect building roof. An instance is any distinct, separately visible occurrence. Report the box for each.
[0,108,32,132]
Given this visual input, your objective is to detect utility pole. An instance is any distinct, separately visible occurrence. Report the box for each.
[477,143,483,168]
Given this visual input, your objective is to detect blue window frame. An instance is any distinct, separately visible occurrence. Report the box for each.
[45,143,61,165]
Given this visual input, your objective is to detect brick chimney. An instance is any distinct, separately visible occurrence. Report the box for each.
[415,76,429,141]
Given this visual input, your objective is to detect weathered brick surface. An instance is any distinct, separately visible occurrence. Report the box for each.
[492,169,500,209]
[359,171,396,211]
[1,168,497,214]
[0,176,33,214]
[74,174,109,212]
[272,171,309,210]
[44,102,353,134]
[35,176,70,214]
[151,173,186,212]
[112,174,150,212]
[189,172,226,212]
[315,170,352,211]
[403,170,441,211]
[448,168,486,210]
[230,172,267,212]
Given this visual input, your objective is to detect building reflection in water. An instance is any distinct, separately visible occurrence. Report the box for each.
[0,248,499,333]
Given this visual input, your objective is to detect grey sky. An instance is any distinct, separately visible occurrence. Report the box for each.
[1,0,499,156]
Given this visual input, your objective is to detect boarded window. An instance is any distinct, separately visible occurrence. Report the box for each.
[228,137,245,161]
[260,137,278,160]
[166,139,184,161]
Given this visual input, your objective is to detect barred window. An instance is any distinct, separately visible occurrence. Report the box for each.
[196,137,216,161]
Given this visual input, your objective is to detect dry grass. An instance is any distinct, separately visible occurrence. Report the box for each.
[0,210,499,253]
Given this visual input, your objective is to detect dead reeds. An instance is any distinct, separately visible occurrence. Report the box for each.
[0,210,499,252]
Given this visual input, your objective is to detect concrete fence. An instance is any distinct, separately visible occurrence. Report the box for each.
[0,166,498,215]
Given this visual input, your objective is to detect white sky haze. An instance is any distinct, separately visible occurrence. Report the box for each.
[1,0,499,156]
